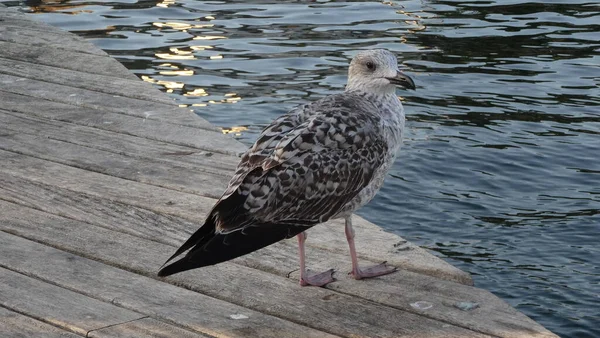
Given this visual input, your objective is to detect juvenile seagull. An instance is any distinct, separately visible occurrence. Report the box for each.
[158,49,415,286]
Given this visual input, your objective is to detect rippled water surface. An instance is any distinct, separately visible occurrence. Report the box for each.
[10,0,599,336]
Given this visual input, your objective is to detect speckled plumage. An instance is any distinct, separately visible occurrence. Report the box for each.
[218,91,404,230]
[159,49,414,281]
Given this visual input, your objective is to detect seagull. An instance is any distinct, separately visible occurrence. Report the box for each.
[158,49,415,286]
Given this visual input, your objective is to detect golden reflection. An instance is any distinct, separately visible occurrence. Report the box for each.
[184,88,209,97]
[153,22,214,31]
[155,47,196,60]
[156,0,175,8]
[396,7,427,33]
[224,93,241,103]
[193,36,227,40]
[191,45,214,51]
[221,126,248,136]
[404,20,426,32]
[141,75,184,92]
[159,69,194,76]
[205,15,216,20]
[179,91,242,109]
[154,45,222,60]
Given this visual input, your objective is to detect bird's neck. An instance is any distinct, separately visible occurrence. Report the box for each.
[345,88,402,111]
[345,80,398,96]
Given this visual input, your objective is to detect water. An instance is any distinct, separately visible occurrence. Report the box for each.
[9,0,599,336]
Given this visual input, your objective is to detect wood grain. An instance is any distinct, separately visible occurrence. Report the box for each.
[0,267,144,336]
[0,307,81,338]
[0,40,137,80]
[0,232,336,338]
[0,201,489,338]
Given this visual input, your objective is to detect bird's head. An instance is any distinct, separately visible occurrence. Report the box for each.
[346,49,415,95]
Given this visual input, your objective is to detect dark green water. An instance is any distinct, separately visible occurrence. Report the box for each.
[11,0,599,336]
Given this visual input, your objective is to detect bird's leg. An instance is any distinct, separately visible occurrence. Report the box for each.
[345,216,397,279]
[297,231,335,287]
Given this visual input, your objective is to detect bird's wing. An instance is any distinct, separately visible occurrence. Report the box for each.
[158,95,389,276]
[216,100,388,233]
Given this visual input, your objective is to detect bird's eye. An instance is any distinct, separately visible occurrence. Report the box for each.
[366,61,376,71]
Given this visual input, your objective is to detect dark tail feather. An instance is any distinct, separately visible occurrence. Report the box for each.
[157,223,306,277]
[158,218,215,276]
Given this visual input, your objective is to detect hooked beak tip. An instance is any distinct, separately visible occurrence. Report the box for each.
[387,72,416,90]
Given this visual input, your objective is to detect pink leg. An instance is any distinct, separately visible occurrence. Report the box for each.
[345,216,397,280]
[297,232,335,287]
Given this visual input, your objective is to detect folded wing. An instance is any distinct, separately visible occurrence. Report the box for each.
[158,94,387,277]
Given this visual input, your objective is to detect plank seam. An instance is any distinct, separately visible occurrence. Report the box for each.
[0,146,222,199]
[0,193,176,247]
[0,88,225,136]
[85,316,150,338]
[1,214,451,338]
[0,303,85,337]
[0,56,174,105]
[0,36,105,56]
[0,113,233,178]
[0,100,235,156]
[0,174,403,280]
[0,160,459,286]
[0,201,495,337]
[0,267,145,335]
[0,231,333,338]
[163,273,476,338]
[0,43,133,80]
[324,287,503,338]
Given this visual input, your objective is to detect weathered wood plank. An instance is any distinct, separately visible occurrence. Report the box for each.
[0,125,229,198]
[0,200,489,338]
[0,73,228,134]
[0,14,106,56]
[0,267,145,336]
[252,243,556,338]
[0,147,546,336]
[0,232,336,338]
[89,318,210,338]
[0,149,214,225]
[0,57,174,105]
[0,150,472,284]
[0,307,81,338]
[0,40,138,80]
[0,167,434,287]
[0,172,535,336]
[0,110,237,175]
[0,90,242,153]
[0,173,200,245]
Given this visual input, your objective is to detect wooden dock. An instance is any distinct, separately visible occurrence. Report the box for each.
[0,6,557,338]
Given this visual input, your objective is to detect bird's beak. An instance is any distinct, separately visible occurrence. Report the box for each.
[387,71,416,90]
